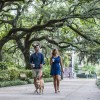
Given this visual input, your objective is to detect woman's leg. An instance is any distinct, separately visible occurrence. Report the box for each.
[53,76,57,93]
[56,75,60,92]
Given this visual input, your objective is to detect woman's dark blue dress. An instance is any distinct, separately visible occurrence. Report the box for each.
[50,56,61,76]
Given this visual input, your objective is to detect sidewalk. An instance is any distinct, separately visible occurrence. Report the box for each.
[0,79,100,100]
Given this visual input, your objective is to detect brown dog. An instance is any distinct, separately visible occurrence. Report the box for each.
[36,78,44,94]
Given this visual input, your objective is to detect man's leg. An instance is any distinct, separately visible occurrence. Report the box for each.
[34,69,42,87]
[36,69,43,94]
[37,69,42,79]
[32,69,37,93]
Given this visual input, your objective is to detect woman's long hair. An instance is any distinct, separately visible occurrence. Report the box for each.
[52,49,60,56]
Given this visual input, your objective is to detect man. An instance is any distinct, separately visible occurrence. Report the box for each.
[30,44,44,93]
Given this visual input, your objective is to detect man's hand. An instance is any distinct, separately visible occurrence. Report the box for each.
[40,64,43,68]
[31,64,35,68]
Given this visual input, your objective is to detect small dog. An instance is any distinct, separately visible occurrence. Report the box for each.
[36,78,44,94]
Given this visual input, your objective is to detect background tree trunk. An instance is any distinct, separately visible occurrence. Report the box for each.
[23,50,31,69]
[0,46,3,61]
[0,41,8,62]
[16,38,31,69]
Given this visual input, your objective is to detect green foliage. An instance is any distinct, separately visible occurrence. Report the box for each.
[43,65,51,78]
[77,73,87,78]
[0,61,25,70]
[96,67,100,77]
[0,62,8,70]
[0,70,10,81]
[19,70,33,79]
[26,79,34,84]
[0,63,51,82]
[43,78,53,82]
[77,73,95,78]
[27,78,53,84]
[81,65,96,74]
[74,64,79,73]
[0,80,28,87]
[0,78,53,87]
[0,0,100,69]
[0,69,32,81]
[8,69,20,80]
[96,79,100,89]
[63,55,70,67]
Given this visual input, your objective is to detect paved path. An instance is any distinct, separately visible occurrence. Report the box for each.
[0,79,100,100]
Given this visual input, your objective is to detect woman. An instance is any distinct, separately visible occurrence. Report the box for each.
[50,49,64,93]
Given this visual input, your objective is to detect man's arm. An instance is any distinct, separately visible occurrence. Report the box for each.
[29,55,33,64]
[40,53,45,69]
[41,53,44,64]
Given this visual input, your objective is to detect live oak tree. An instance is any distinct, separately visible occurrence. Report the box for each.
[0,0,100,68]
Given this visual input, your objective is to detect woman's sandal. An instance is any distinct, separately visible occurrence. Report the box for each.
[57,89,60,92]
[55,90,57,93]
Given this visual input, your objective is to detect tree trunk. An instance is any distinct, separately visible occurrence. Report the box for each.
[24,34,31,69]
[0,46,3,62]
[23,50,31,69]
[0,41,7,62]
[0,34,12,62]
[16,39,31,69]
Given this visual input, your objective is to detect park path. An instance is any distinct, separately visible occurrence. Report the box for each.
[0,78,100,100]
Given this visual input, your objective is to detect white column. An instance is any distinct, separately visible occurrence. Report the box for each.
[72,50,75,78]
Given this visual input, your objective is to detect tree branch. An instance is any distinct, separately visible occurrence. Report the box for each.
[67,25,100,45]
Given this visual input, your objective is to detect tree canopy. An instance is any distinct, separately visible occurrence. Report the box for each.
[0,0,100,68]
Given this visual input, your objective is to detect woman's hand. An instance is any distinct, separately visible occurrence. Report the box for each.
[62,68,64,73]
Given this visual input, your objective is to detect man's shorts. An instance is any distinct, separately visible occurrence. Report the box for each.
[32,69,42,78]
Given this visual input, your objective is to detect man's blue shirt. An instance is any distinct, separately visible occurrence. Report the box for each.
[30,52,44,69]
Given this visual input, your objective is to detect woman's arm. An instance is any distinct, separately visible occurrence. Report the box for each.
[60,56,64,72]
[50,57,52,65]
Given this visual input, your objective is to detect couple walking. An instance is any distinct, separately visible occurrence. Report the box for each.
[30,44,64,93]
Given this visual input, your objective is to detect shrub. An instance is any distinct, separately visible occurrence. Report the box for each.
[96,79,100,89]
[0,70,10,81]
[8,68,20,80]
[0,69,33,81]
[43,65,51,78]
[15,65,25,69]
[0,64,51,82]
[25,78,53,84]
[19,70,33,79]
[0,80,28,87]
[77,73,87,78]
[0,78,53,87]
[0,62,8,70]
[0,61,25,70]
[43,78,53,82]
[8,69,33,80]
[26,79,34,84]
